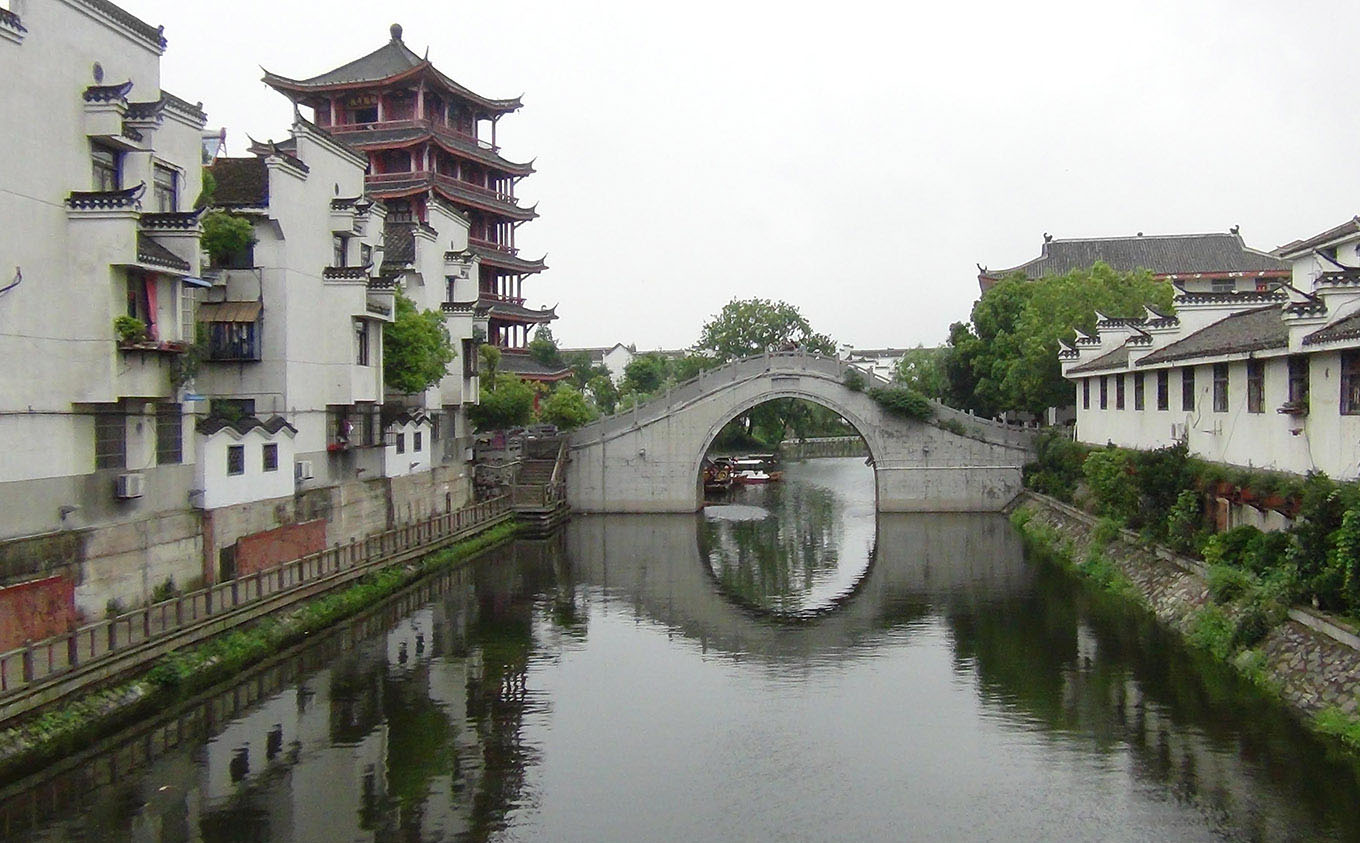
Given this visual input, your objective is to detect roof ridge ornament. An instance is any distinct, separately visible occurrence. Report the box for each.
[390,22,403,42]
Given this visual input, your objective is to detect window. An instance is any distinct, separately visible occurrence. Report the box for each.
[360,243,372,267]
[395,432,406,454]
[1246,360,1264,414]
[153,164,178,212]
[209,398,255,421]
[262,443,278,472]
[1213,363,1229,413]
[1156,370,1169,411]
[1182,368,1195,411]
[91,142,121,191]
[227,445,245,476]
[94,411,125,470]
[1211,278,1235,294]
[356,403,379,446]
[1133,372,1145,411]
[462,338,479,378]
[333,234,348,268]
[1082,378,1090,410]
[355,319,370,366]
[414,431,422,452]
[206,321,260,361]
[1343,351,1360,415]
[350,106,377,124]
[1288,355,1310,408]
[1115,375,1126,410]
[156,403,182,465]
[1099,376,1108,410]
[180,286,199,343]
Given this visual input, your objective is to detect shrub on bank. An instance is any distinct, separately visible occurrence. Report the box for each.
[866,385,933,422]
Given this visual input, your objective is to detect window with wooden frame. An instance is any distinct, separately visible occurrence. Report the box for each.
[1213,363,1229,413]
[91,142,121,191]
[1288,355,1310,408]
[1115,375,1126,410]
[1182,368,1195,411]
[1156,370,1169,411]
[1133,372,1144,411]
[153,164,178,212]
[1099,376,1108,410]
[1246,359,1264,414]
[262,443,278,472]
[1082,378,1089,410]
[1342,351,1360,415]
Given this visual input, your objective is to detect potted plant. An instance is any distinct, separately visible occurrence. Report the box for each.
[114,315,148,345]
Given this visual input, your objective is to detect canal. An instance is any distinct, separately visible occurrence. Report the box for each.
[4,457,1360,841]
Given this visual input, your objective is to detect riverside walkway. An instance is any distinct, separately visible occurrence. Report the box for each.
[0,497,512,726]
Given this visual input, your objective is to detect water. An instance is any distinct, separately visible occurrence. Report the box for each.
[5,457,1360,841]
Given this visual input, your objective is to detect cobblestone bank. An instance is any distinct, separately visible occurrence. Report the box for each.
[1016,493,1360,721]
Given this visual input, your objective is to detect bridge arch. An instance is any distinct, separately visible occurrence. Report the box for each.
[689,386,883,505]
[566,352,1034,513]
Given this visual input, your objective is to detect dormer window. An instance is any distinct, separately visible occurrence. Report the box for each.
[92,142,121,191]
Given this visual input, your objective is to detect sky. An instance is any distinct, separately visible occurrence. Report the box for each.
[121,0,1360,353]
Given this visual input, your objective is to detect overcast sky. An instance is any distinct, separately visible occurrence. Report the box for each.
[123,0,1360,352]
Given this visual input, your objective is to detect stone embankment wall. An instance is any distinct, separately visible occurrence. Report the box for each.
[1015,492,1360,720]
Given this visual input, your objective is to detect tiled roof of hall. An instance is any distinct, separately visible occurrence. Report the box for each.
[1067,344,1133,375]
[365,173,538,221]
[208,158,269,208]
[1135,305,1288,366]
[1304,311,1360,347]
[261,24,522,115]
[497,351,571,381]
[333,124,534,176]
[980,232,1291,281]
[467,242,547,275]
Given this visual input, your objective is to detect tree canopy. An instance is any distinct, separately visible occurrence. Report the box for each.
[468,373,535,431]
[944,262,1174,416]
[529,325,565,369]
[621,353,669,395]
[383,291,456,394]
[539,385,599,430]
[694,298,836,362]
[892,346,949,399]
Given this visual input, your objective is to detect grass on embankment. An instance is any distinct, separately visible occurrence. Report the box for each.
[0,520,520,782]
[1011,503,1360,757]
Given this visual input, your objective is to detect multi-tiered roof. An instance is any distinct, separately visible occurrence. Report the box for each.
[263,25,556,370]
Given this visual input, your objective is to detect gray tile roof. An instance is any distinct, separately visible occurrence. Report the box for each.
[209,158,268,207]
[1136,306,1287,366]
[497,352,571,380]
[1304,312,1360,346]
[985,233,1289,280]
[469,242,546,274]
[382,222,415,268]
[136,234,190,272]
[1068,344,1133,374]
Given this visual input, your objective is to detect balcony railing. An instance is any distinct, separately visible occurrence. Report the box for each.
[329,117,496,152]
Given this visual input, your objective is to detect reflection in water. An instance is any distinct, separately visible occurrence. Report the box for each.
[701,459,875,617]
[6,458,1360,841]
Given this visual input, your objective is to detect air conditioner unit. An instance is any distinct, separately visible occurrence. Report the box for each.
[295,460,314,481]
[115,472,145,499]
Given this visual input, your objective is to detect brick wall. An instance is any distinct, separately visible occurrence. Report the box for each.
[235,519,327,576]
[0,576,77,652]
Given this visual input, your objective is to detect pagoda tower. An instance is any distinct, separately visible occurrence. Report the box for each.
[263,24,563,378]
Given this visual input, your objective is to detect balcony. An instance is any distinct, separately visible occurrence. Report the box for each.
[365,171,536,221]
[198,301,263,362]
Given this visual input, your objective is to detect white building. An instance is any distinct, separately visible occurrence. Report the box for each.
[0,0,209,620]
[1061,217,1360,487]
[842,347,912,382]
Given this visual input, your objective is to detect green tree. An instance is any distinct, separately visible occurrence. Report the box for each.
[622,353,668,395]
[200,210,255,266]
[586,374,618,414]
[539,385,599,430]
[893,346,949,399]
[694,298,836,362]
[672,352,721,381]
[479,343,502,378]
[469,373,534,431]
[945,263,1173,416]
[528,325,565,369]
[384,291,456,394]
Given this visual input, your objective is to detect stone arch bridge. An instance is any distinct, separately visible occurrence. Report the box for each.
[566,352,1036,512]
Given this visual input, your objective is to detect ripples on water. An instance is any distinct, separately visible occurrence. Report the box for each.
[4,457,1360,841]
